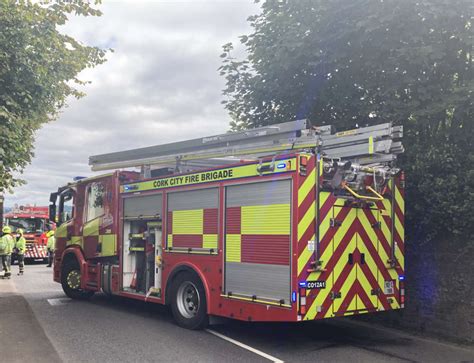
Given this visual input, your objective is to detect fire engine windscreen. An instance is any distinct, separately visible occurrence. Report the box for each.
[6,218,45,234]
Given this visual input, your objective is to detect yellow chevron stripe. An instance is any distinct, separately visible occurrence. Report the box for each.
[395,185,405,213]
[357,263,378,309]
[298,201,315,241]
[333,261,357,313]
[297,234,314,276]
[297,192,332,274]
[298,168,316,206]
[357,214,381,282]
[395,243,404,270]
[394,213,404,241]
[348,294,358,312]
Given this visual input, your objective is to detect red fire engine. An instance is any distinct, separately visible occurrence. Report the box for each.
[50,120,405,329]
[5,205,53,262]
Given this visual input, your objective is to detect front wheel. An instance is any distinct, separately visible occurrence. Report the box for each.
[170,272,209,330]
[61,261,95,300]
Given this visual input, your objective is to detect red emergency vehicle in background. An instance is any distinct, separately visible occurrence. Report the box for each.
[50,120,405,329]
[5,205,54,262]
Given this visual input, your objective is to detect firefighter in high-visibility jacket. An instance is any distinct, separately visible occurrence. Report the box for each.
[0,226,14,278]
[46,230,55,267]
[15,228,26,275]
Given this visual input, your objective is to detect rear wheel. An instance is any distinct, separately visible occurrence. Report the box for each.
[61,260,94,300]
[170,272,208,330]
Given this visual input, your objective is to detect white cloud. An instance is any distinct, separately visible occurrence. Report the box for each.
[5,0,259,207]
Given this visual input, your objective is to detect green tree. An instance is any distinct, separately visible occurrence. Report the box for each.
[220,0,473,241]
[0,0,108,192]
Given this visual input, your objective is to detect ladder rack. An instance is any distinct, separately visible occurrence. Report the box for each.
[89,119,403,172]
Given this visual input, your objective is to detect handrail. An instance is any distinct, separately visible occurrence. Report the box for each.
[342,184,384,201]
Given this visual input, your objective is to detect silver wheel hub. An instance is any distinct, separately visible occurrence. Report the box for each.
[176,282,200,319]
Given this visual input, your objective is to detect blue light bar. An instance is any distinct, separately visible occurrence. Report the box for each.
[399,275,405,281]
[298,281,307,288]
[292,291,297,302]
[277,163,287,169]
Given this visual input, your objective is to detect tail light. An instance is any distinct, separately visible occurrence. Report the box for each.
[299,288,307,315]
[299,156,308,176]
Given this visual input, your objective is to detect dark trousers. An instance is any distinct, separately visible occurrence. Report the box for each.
[17,254,24,273]
[47,250,54,266]
[1,255,11,276]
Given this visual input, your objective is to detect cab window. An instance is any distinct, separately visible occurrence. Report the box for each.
[59,189,74,225]
[85,182,106,222]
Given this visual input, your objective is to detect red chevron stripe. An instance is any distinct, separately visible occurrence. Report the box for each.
[297,220,316,256]
[356,222,400,296]
[319,193,337,223]
[357,252,391,310]
[394,202,404,225]
[355,280,377,311]
[362,208,402,260]
[298,187,315,220]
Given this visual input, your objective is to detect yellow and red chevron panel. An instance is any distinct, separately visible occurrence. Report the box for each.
[296,155,405,320]
[167,208,218,249]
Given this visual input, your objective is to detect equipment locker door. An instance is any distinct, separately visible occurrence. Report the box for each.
[224,179,292,304]
[355,207,380,311]
[330,203,380,315]
[330,202,358,315]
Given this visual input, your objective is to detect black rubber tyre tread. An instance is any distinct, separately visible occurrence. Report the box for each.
[170,271,209,330]
[61,260,95,300]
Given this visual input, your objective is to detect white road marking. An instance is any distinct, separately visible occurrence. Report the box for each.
[206,329,284,363]
[47,298,72,306]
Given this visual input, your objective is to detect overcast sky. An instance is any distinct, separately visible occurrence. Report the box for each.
[5,0,259,207]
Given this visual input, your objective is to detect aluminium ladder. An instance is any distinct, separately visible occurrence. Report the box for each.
[89,119,403,173]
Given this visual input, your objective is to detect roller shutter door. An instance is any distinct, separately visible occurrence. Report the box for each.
[167,188,218,250]
[124,194,162,219]
[225,179,292,303]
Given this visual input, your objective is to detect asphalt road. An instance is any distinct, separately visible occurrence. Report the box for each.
[1,264,473,363]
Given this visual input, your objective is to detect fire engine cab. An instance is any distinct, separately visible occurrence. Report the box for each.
[50,120,405,329]
[5,205,53,262]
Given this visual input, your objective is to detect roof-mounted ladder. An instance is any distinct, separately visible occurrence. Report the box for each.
[89,119,403,172]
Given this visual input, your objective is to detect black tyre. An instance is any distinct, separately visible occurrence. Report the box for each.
[61,260,95,300]
[170,272,209,330]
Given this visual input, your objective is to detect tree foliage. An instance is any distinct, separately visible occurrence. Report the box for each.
[220,0,473,241]
[0,0,107,192]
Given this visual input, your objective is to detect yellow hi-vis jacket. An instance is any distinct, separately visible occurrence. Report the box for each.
[47,236,55,251]
[0,234,14,256]
[15,236,26,255]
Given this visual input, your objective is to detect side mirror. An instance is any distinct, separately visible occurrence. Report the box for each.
[49,203,58,226]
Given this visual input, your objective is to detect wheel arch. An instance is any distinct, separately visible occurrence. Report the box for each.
[164,262,211,313]
[60,247,87,288]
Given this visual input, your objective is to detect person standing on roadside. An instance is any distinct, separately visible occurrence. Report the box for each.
[15,228,26,275]
[0,226,14,278]
[46,230,55,267]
